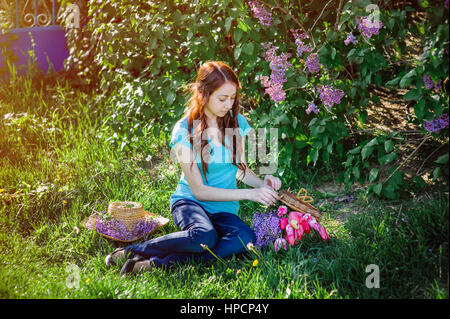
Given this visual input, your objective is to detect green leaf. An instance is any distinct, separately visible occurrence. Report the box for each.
[309,149,319,166]
[403,89,422,101]
[361,145,375,160]
[234,46,242,60]
[225,17,233,33]
[414,99,426,121]
[166,91,176,106]
[353,166,360,180]
[435,153,449,164]
[233,28,243,43]
[349,146,362,155]
[369,168,379,182]
[432,167,442,181]
[384,140,394,153]
[373,183,382,196]
[242,42,254,56]
[399,69,416,88]
[379,152,397,165]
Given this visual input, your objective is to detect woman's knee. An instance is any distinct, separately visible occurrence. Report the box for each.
[189,227,218,251]
[236,226,257,248]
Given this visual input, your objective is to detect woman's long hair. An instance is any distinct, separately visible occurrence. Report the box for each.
[184,61,246,183]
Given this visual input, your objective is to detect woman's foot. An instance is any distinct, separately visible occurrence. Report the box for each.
[105,247,131,268]
[120,256,151,275]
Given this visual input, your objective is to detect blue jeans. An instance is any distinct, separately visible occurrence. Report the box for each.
[124,199,256,268]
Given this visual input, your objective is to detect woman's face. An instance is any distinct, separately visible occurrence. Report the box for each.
[204,81,237,119]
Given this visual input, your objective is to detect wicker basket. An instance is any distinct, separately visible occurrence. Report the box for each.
[279,190,322,221]
[108,201,145,232]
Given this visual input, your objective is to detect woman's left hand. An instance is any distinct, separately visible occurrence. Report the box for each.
[263,175,282,190]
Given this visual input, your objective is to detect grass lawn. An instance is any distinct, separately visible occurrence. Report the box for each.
[0,80,448,299]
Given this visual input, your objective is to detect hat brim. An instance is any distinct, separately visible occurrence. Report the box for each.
[82,211,170,243]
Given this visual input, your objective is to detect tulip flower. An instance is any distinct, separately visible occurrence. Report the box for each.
[285,224,296,246]
[274,238,287,252]
[280,217,288,230]
[295,224,304,241]
[277,205,288,216]
[318,224,330,241]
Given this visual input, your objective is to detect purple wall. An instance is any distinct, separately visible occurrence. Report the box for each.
[0,25,69,75]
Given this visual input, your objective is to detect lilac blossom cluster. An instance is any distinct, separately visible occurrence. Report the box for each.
[445,0,449,9]
[251,210,282,249]
[424,114,449,134]
[306,101,319,115]
[306,53,321,74]
[357,16,383,39]
[260,43,292,103]
[423,74,442,91]
[344,32,358,46]
[86,211,159,241]
[248,0,272,27]
[290,29,312,58]
[317,85,345,108]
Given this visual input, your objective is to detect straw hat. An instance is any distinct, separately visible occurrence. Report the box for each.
[83,201,169,243]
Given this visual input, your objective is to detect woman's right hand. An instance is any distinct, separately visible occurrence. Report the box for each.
[250,186,279,207]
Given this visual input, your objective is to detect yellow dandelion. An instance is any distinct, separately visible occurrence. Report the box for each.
[63,200,67,205]
[0,189,4,193]
[85,278,90,283]
[252,259,259,267]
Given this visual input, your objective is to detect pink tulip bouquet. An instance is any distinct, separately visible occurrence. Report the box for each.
[251,205,330,252]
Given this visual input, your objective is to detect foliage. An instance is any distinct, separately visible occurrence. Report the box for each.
[56,0,449,198]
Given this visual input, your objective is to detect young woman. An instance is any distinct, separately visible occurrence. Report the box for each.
[105,61,281,274]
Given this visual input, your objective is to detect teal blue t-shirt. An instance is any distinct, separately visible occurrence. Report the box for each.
[169,113,252,215]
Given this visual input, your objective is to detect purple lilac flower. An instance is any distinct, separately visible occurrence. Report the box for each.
[306,101,319,115]
[248,0,272,27]
[424,114,449,134]
[251,210,282,249]
[86,211,159,241]
[434,79,442,91]
[344,32,358,46]
[317,85,345,108]
[260,43,292,103]
[306,53,321,73]
[357,16,383,39]
[445,0,449,9]
[291,29,312,58]
[423,74,435,90]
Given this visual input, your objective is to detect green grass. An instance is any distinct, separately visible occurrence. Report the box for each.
[0,77,448,299]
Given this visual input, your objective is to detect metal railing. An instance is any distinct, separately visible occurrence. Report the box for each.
[6,0,79,29]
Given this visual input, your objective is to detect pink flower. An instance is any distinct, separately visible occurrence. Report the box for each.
[274,237,287,252]
[318,224,330,241]
[301,216,310,234]
[286,224,296,246]
[280,217,288,230]
[277,205,288,216]
[307,216,321,232]
[295,224,304,241]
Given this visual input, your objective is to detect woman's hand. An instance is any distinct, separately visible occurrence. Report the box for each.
[250,186,280,207]
[263,175,282,190]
